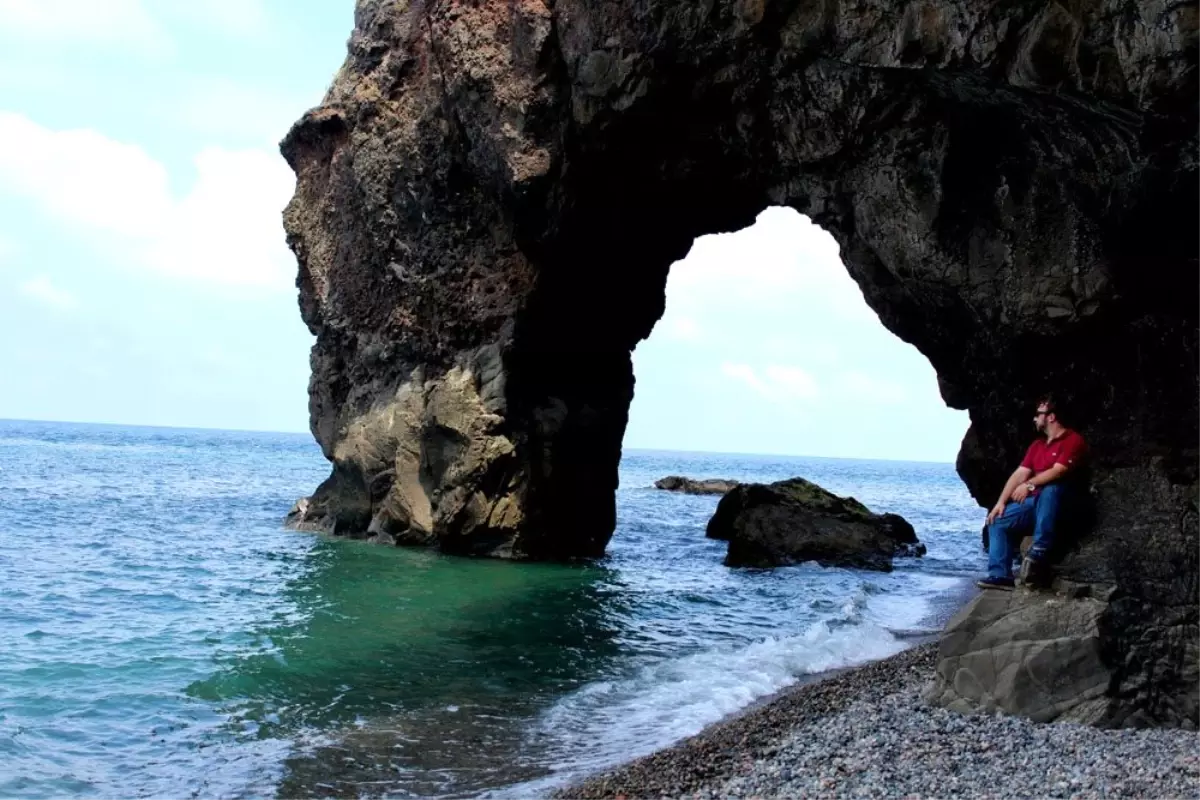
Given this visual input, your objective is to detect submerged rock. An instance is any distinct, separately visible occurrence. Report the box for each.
[654,476,740,495]
[285,497,327,533]
[707,478,925,571]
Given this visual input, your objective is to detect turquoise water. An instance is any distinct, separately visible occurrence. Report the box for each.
[0,420,983,798]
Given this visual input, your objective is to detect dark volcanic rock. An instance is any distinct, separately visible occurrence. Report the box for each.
[654,476,740,495]
[708,478,923,571]
[280,0,1197,725]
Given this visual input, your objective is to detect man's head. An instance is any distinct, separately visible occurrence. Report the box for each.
[1033,394,1064,435]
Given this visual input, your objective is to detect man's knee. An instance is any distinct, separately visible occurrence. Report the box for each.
[1038,482,1065,499]
[1035,483,1068,517]
[984,522,1009,557]
[986,516,1024,551]
[987,517,1007,541]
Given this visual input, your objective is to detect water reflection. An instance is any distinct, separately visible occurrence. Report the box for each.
[187,536,629,797]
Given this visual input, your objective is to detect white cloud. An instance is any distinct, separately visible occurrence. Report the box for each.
[721,362,819,404]
[0,0,272,54]
[0,112,172,237]
[0,112,296,288]
[140,147,296,286]
[175,79,313,145]
[834,371,908,404]
[671,208,839,295]
[764,365,819,400]
[662,314,702,342]
[20,276,78,310]
[157,0,269,38]
[0,0,169,54]
[665,206,876,322]
[760,335,846,367]
[721,362,770,396]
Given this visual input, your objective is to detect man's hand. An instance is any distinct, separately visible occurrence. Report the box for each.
[1011,482,1032,504]
[986,502,1006,525]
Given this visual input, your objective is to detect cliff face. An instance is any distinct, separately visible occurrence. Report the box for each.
[280,0,1197,725]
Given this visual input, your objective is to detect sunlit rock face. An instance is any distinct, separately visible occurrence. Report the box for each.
[280,0,1196,725]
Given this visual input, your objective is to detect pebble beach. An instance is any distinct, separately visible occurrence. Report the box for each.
[552,644,1199,800]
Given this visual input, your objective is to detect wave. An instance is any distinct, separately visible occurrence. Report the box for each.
[497,616,908,796]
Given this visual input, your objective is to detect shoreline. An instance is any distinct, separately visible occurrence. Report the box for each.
[550,644,942,799]
[548,579,1196,799]
[545,578,979,799]
[711,574,979,729]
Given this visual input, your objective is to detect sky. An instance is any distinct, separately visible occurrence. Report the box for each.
[0,0,968,462]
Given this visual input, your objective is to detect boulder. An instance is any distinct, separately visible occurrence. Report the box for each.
[654,476,740,495]
[707,477,925,571]
[927,587,1113,724]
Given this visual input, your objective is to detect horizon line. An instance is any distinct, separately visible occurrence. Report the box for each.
[0,417,956,465]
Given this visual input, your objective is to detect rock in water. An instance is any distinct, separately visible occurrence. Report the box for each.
[707,478,924,571]
[280,0,1196,725]
[654,476,740,495]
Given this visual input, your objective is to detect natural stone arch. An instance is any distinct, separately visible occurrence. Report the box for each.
[282,1,1196,726]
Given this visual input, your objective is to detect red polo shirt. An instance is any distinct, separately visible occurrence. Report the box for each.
[1021,429,1087,475]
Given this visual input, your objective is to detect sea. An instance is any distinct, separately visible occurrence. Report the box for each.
[0,419,985,799]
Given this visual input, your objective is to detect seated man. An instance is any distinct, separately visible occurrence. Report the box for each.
[977,395,1088,590]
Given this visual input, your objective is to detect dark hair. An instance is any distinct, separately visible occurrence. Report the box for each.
[1037,393,1065,423]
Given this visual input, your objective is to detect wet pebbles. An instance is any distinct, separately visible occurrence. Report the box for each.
[552,645,1198,799]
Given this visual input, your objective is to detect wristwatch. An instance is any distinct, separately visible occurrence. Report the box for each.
[1025,482,1036,492]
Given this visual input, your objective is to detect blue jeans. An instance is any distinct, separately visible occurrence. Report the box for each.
[987,483,1066,579]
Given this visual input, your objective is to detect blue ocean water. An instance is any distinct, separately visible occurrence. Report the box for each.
[0,420,984,798]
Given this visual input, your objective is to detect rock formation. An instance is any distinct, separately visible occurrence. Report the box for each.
[707,477,924,570]
[280,0,1197,725]
[928,585,1123,725]
[654,476,740,495]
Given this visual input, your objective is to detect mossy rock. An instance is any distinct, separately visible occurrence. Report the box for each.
[707,477,922,571]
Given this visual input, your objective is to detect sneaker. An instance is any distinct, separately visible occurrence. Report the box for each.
[975,576,1015,591]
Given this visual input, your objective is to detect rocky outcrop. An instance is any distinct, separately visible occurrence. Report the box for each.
[654,476,740,495]
[281,351,528,554]
[280,0,1197,725]
[707,478,923,570]
[926,584,1199,727]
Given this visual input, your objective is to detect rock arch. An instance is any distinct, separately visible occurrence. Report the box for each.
[281,1,1196,725]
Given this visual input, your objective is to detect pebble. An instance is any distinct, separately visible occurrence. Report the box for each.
[553,645,1199,800]
[717,686,1198,799]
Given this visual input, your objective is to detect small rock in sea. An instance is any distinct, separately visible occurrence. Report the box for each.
[654,476,741,495]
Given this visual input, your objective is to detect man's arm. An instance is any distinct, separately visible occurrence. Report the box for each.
[997,466,1034,505]
[1028,463,1069,488]
[988,466,1034,523]
[1011,461,1073,505]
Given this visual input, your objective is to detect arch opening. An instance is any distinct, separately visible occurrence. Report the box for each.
[625,206,968,463]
